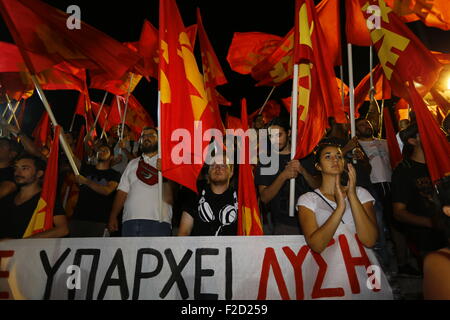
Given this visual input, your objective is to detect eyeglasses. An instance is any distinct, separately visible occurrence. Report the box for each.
[141,133,157,138]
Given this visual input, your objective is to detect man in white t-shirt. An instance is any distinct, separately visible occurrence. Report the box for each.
[356,118,392,267]
[107,127,174,236]
[110,124,139,174]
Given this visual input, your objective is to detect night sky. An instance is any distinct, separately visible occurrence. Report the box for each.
[1,0,449,135]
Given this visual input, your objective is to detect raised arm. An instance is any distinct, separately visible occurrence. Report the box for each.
[346,164,378,248]
[298,176,346,254]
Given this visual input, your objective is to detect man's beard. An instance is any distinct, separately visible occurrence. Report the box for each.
[15,176,37,187]
[210,176,229,186]
[141,142,158,154]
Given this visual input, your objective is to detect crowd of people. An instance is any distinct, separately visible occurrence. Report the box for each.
[0,108,449,299]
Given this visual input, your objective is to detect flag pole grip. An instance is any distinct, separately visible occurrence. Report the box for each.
[289,64,299,218]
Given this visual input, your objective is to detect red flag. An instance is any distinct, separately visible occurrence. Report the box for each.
[136,20,159,79]
[227,32,283,75]
[23,125,60,238]
[0,0,140,78]
[359,0,443,99]
[225,114,243,130]
[89,71,142,96]
[74,91,97,140]
[430,88,450,116]
[108,95,154,140]
[0,72,34,101]
[197,8,228,132]
[237,99,264,235]
[32,111,50,148]
[383,107,402,168]
[315,0,342,66]
[294,0,346,159]
[250,0,343,86]
[74,125,85,160]
[385,0,450,30]
[0,42,86,93]
[347,64,391,116]
[248,100,281,125]
[159,0,219,192]
[345,0,372,46]
[250,29,295,86]
[395,98,410,121]
[407,83,450,183]
[91,101,110,132]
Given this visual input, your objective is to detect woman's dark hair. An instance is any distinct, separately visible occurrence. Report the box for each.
[313,143,342,165]
[268,117,291,133]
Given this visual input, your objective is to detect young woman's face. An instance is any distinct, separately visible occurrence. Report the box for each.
[317,146,345,175]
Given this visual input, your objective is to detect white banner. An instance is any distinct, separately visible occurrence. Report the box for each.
[0,233,392,300]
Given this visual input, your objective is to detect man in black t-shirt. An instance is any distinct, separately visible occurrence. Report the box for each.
[392,123,447,270]
[255,117,320,235]
[70,144,121,237]
[0,154,68,239]
[178,156,238,236]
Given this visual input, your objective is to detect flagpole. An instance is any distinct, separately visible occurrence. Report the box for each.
[347,44,356,138]
[69,111,77,132]
[2,93,14,119]
[289,64,299,218]
[157,90,163,222]
[86,91,108,140]
[116,95,123,124]
[258,86,276,115]
[6,96,20,125]
[120,73,134,140]
[31,75,80,176]
[1,90,11,119]
[7,99,21,130]
[339,65,345,106]
[379,99,384,139]
[369,45,374,93]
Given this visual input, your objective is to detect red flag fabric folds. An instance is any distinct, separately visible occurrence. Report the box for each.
[359,0,443,99]
[23,125,60,238]
[407,84,450,183]
[383,107,402,168]
[227,32,283,75]
[0,0,140,78]
[159,0,219,192]
[237,99,264,235]
[293,0,347,159]
[345,0,372,46]
[385,0,450,30]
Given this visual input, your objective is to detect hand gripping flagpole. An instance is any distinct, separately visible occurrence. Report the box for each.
[31,75,79,176]
[289,64,299,218]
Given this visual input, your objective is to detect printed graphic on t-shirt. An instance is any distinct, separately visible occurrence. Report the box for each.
[198,189,238,236]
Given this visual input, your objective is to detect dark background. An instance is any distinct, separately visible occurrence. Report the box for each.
[1,0,449,135]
